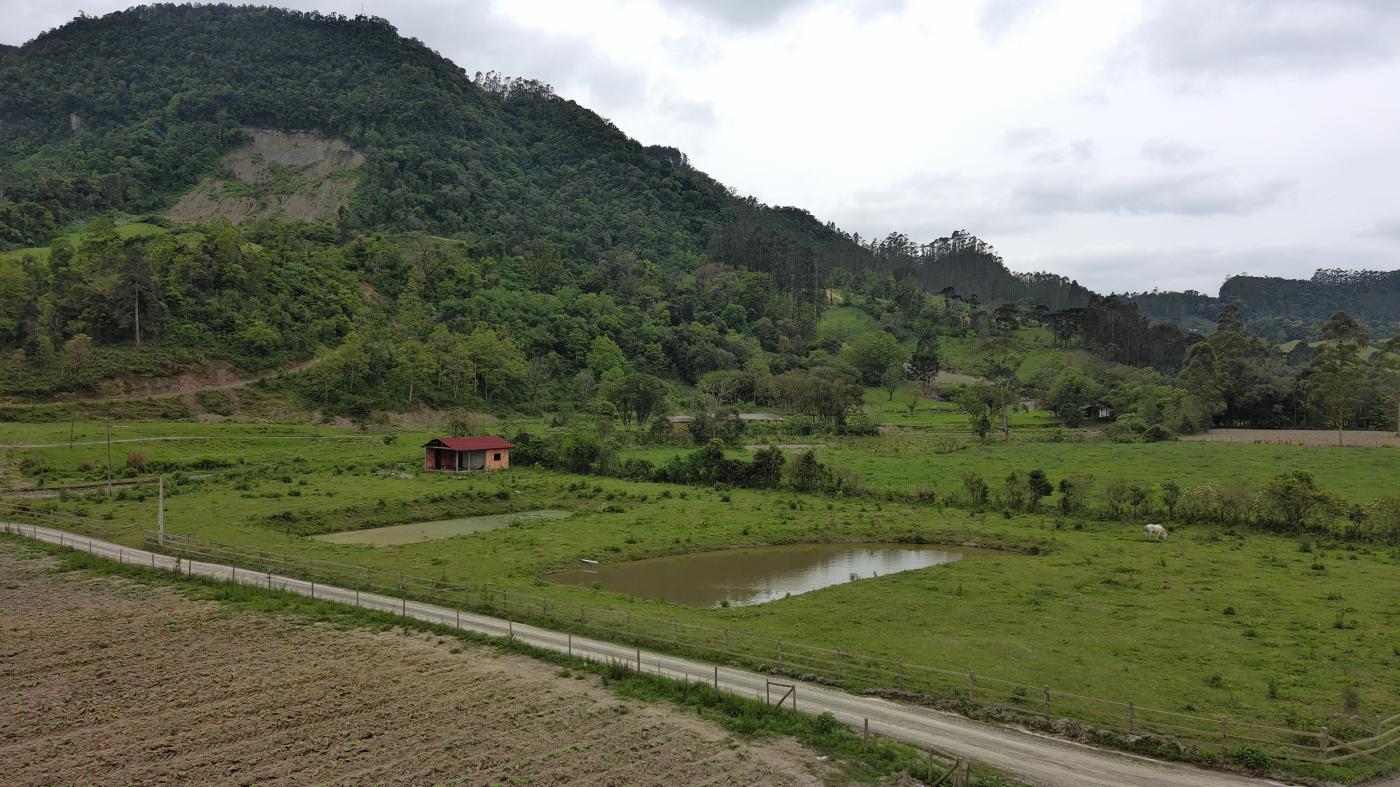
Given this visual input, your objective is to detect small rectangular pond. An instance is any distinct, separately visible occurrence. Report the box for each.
[549,543,963,608]
[311,510,571,546]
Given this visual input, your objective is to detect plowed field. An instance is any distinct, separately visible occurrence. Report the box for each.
[0,544,828,786]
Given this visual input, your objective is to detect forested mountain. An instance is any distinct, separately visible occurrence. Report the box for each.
[0,3,1099,313]
[1133,269,1400,341]
[1,4,1394,436]
[854,230,1094,311]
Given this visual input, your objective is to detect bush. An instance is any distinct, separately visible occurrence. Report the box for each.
[125,450,148,473]
[1228,745,1274,772]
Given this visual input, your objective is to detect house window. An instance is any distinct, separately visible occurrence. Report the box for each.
[493,453,502,461]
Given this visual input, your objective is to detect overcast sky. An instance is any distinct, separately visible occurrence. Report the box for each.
[7,0,1400,294]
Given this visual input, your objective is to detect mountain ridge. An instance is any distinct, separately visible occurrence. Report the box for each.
[0,4,1394,336]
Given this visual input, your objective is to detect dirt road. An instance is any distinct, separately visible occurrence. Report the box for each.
[5,523,1292,787]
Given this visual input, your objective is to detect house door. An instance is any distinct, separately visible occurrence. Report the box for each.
[467,450,486,470]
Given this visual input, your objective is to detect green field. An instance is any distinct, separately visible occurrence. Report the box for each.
[809,432,1400,504]
[3,417,1398,781]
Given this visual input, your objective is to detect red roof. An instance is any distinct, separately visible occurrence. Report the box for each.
[427,436,514,451]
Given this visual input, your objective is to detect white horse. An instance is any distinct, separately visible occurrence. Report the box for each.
[1143,523,1168,540]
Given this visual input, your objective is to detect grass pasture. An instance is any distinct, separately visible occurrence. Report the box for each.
[809,431,1400,504]
[2,419,1399,781]
[312,510,572,545]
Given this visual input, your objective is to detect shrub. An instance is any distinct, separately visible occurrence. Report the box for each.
[1228,745,1274,772]
[125,451,148,472]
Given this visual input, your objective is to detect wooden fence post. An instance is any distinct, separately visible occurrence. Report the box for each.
[1043,685,1051,715]
[1319,727,1329,762]
[1221,716,1229,746]
[1128,702,1135,734]
[863,718,869,752]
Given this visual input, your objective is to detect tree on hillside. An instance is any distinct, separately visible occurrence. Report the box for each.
[957,390,993,442]
[587,335,626,377]
[906,334,941,390]
[61,333,92,380]
[1046,368,1099,426]
[465,326,528,404]
[1372,336,1400,436]
[980,337,1021,441]
[1179,342,1226,425]
[601,371,668,428]
[841,330,908,386]
[1304,312,1371,445]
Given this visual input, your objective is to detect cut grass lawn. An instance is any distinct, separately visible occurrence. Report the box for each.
[3,418,1399,779]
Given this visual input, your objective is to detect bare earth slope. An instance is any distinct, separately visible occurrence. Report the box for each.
[168,129,363,223]
[0,545,826,786]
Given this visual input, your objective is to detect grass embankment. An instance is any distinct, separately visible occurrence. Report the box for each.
[12,536,1016,786]
[2,420,1398,782]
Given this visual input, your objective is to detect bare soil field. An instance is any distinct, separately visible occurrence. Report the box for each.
[0,544,830,786]
[1181,428,1400,447]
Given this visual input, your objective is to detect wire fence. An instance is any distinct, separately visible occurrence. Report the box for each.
[2,501,1396,766]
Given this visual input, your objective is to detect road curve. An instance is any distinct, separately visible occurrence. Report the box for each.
[3,523,1292,787]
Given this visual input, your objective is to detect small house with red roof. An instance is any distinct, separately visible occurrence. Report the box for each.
[423,436,514,472]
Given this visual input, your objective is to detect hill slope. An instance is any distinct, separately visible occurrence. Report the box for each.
[0,4,859,293]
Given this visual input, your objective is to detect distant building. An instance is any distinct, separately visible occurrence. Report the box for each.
[738,413,784,422]
[423,436,513,471]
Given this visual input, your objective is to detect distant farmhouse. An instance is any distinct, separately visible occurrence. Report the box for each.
[423,436,513,472]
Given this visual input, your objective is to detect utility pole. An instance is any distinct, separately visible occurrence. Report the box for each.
[105,417,112,495]
[157,475,165,542]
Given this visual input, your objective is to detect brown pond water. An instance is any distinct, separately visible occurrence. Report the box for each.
[549,543,963,608]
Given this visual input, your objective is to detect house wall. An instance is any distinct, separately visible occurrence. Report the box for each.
[424,445,510,471]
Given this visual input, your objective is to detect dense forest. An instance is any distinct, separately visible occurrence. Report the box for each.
[1,5,1396,437]
[1133,269,1400,340]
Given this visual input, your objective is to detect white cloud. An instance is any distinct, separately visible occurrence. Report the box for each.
[1124,0,1400,79]
[1141,138,1205,166]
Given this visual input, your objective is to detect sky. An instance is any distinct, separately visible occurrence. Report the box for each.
[6,0,1400,294]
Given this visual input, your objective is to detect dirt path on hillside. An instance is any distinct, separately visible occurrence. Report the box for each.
[44,352,330,406]
[0,545,830,787]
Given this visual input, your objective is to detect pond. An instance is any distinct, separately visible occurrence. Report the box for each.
[311,510,571,546]
[549,543,963,607]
